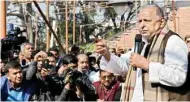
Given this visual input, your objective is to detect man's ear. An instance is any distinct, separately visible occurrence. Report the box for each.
[160,18,166,28]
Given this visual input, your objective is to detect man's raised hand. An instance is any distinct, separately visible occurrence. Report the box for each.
[95,39,110,61]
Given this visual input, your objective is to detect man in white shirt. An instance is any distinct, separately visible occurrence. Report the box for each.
[95,4,189,101]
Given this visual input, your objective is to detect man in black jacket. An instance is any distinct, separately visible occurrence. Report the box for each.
[56,69,97,101]
[31,59,62,101]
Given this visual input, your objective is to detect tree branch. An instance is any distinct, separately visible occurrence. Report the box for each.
[7,13,24,20]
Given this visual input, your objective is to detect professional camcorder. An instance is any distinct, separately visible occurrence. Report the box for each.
[1,27,27,61]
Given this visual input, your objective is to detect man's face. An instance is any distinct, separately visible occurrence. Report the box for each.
[137,7,163,38]
[50,51,59,59]
[100,71,114,87]
[109,48,116,55]
[37,57,43,71]
[47,56,56,67]
[23,44,34,59]
[58,64,68,75]
[7,68,23,85]
[77,56,89,73]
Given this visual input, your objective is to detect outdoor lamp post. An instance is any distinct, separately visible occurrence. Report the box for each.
[108,0,134,32]
[108,0,133,49]
[107,0,134,15]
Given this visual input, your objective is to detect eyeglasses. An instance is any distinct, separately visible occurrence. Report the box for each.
[101,75,114,80]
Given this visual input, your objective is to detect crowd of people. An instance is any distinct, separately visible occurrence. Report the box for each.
[0,4,190,101]
[0,42,127,101]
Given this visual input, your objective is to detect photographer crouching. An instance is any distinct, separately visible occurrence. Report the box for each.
[51,54,96,101]
[56,68,97,101]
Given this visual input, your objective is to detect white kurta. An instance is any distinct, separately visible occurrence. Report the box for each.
[100,35,189,101]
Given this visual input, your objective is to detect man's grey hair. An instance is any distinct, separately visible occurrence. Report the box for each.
[139,4,165,19]
[77,53,88,61]
[20,42,33,52]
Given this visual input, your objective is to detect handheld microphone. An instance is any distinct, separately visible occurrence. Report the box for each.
[133,34,142,70]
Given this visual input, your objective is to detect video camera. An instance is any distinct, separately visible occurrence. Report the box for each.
[62,69,83,92]
[1,27,27,61]
[61,68,97,101]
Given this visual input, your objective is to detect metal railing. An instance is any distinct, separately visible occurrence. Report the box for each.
[102,22,136,41]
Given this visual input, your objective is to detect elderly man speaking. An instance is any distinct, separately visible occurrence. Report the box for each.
[95,4,189,101]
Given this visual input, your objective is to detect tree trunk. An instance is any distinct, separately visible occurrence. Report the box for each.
[26,3,34,44]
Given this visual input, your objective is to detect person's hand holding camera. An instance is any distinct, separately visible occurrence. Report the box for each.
[64,83,71,90]
[75,86,84,99]
[64,72,72,84]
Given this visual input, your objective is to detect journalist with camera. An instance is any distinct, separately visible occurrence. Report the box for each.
[1,27,27,61]
[56,68,97,101]
[31,57,62,101]
[47,53,96,101]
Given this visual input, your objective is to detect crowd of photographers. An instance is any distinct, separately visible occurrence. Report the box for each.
[0,42,125,101]
[1,34,190,101]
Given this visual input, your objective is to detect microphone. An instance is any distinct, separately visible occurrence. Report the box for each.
[133,34,142,70]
